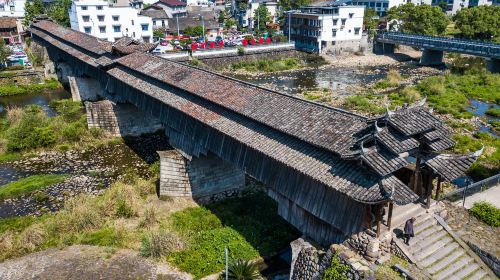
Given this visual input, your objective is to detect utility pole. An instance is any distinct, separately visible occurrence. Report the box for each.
[176,14,180,37]
[199,14,205,42]
[288,11,291,43]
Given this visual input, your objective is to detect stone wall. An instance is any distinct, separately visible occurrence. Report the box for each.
[157,150,245,203]
[85,100,163,137]
[322,35,370,55]
[69,76,102,101]
[467,241,500,277]
[194,50,304,68]
[290,238,375,280]
[343,230,392,262]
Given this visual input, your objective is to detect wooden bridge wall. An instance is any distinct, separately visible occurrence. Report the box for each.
[39,42,369,245]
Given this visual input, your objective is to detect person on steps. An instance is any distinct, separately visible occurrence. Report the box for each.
[404,217,416,245]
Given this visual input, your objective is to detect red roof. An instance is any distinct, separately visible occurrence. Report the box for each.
[157,0,186,6]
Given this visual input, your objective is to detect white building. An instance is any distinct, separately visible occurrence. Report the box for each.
[151,0,187,17]
[346,0,408,16]
[0,0,26,18]
[233,0,278,29]
[418,0,494,14]
[284,4,365,53]
[69,0,154,43]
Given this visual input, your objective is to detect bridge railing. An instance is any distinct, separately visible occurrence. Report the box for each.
[440,173,500,203]
[376,32,500,57]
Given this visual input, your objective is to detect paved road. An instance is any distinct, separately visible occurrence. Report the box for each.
[460,184,500,209]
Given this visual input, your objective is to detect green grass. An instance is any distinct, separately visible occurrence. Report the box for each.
[0,216,40,234]
[453,132,500,180]
[469,201,500,227]
[0,152,22,163]
[231,57,302,72]
[168,191,301,278]
[0,174,68,200]
[0,79,61,97]
[485,107,500,117]
[343,95,385,115]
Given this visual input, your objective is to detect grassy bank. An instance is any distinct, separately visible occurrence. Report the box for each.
[0,176,300,278]
[0,79,61,97]
[0,99,105,159]
[231,57,302,73]
[0,174,68,200]
[453,132,499,180]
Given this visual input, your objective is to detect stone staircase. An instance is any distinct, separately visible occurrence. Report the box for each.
[393,204,494,280]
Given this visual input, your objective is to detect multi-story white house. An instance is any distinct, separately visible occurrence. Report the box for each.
[69,0,154,43]
[346,0,408,16]
[232,0,278,29]
[150,0,187,17]
[284,4,365,53]
[0,0,26,18]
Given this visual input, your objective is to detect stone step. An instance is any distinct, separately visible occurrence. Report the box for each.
[392,203,427,227]
[434,256,473,280]
[414,236,453,261]
[414,216,436,234]
[412,230,448,253]
[410,225,441,246]
[427,249,465,274]
[453,262,480,279]
[467,269,488,280]
[420,242,459,267]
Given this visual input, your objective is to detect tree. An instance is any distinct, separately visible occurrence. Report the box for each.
[453,6,500,41]
[363,8,378,37]
[387,3,450,35]
[0,39,10,67]
[225,18,238,29]
[278,0,310,11]
[218,11,225,24]
[24,0,45,26]
[253,5,270,34]
[183,26,204,37]
[46,0,72,27]
[438,1,448,12]
[153,29,165,38]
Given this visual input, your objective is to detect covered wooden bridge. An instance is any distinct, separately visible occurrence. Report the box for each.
[30,20,480,245]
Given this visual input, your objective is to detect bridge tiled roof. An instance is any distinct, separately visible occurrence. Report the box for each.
[113,53,370,156]
[31,20,112,57]
[425,152,480,182]
[106,63,418,208]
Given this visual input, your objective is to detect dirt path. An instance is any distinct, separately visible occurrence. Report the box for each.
[0,245,192,280]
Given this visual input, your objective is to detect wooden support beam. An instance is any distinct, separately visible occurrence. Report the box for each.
[435,175,442,201]
[387,202,394,229]
[376,204,382,237]
[426,173,433,209]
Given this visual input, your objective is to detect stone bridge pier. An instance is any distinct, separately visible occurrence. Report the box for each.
[486,58,500,73]
[66,72,163,137]
[419,49,444,66]
[157,150,245,203]
[373,42,395,55]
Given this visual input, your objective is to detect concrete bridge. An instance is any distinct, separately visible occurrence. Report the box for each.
[30,20,480,249]
[374,32,500,72]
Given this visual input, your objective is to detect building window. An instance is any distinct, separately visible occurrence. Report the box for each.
[81,5,87,10]
[332,29,337,37]
[99,26,106,33]
[84,26,91,33]
[9,5,14,11]
[162,20,165,27]
[332,19,338,25]
[349,13,354,18]
[112,15,119,21]
[82,15,90,22]
[133,32,136,37]
[341,19,346,26]
[97,5,103,10]
[153,20,157,26]
[131,20,134,25]
[143,36,150,42]
[113,25,121,32]
[354,27,360,35]
[141,24,149,31]
[98,15,104,22]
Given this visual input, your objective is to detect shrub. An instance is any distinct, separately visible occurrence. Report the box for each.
[225,259,261,280]
[6,108,55,151]
[170,207,222,234]
[237,46,245,56]
[140,230,184,258]
[148,161,160,177]
[139,206,158,228]
[343,95,385,115]
[49,100,82,121]
[485,107,500,118]
[60,195,104,232]
[469,201,500,227]
[18,224,46,252]
[322,254,349,280]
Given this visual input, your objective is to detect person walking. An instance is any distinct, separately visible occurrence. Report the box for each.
[404,217,416,245]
